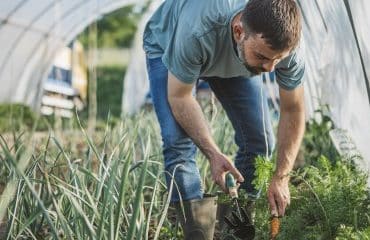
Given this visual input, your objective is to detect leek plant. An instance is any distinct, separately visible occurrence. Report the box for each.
[0,104,369,239]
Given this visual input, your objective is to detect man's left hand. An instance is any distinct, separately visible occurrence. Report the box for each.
[267,175,291,217]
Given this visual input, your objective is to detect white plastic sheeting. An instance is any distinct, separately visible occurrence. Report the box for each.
[1,1,369,179]
[0,0,137,109]
[298,0,370,178]
[122,0,162,114]
[122,0,370,179]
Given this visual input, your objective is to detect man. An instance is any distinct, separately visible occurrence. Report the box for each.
[143,0,305,239]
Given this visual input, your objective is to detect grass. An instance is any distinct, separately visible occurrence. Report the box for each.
[0,102,369,239]
[0,104,44,132]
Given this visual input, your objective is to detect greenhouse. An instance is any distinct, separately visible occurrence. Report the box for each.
[0,0,369,239]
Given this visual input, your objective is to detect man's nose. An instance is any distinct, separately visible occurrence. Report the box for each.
[262,61,276,72]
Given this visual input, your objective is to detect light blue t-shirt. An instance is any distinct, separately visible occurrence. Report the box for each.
[143,0,305,90]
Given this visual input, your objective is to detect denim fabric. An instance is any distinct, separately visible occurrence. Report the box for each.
[146,57,275,202]
[206,76,275,197]
[146,57,203,202]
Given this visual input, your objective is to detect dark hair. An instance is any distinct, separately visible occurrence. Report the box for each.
[241,0,302,51]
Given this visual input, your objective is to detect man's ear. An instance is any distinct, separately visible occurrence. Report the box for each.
[233,23,244,41]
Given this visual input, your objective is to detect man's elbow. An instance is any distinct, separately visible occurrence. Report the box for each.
[167,92,187,115]
[167,91,181,105]
[279,98,305,125]
[280,102,305,114]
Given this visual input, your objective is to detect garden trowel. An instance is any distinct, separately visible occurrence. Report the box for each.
[224,173,255,240]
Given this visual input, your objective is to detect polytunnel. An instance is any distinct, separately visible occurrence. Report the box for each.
[0,0,370,183]
[0,0,139,109]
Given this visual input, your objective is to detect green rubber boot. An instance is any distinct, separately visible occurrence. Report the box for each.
[174,194,218,240]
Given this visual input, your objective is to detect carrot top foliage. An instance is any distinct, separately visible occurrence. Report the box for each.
[252,110,370,240]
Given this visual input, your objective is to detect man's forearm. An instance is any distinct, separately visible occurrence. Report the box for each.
[169,95,220,160]
[275,110,305,178]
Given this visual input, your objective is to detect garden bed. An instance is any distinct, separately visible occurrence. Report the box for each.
[0,106,369,239]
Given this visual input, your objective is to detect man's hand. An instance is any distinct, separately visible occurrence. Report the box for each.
[268,85,305,217]
[267,175,291,217]
[209,153,244,192]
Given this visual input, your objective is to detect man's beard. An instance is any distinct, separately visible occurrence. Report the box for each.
[236,41,264,75]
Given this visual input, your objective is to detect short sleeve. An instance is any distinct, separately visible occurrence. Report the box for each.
[162,31,202,84]
[275,40,305,90]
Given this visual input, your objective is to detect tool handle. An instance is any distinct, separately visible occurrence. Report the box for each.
[226,173,238,198]
[226,172,236,188]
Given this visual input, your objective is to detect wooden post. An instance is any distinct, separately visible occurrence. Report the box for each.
[87,21,97,134]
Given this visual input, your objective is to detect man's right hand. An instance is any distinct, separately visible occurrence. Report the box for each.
[209,153,244,192]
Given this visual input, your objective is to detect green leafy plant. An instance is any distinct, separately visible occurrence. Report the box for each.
[252,109,370,240]
[1,103,369,240]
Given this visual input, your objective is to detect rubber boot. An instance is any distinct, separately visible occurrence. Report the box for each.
[174,194,218,240]
[215,200,233,240]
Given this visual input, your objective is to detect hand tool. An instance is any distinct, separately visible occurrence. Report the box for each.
[224,173,255,240]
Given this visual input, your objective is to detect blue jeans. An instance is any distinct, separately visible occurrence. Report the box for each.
[146,57,275,202]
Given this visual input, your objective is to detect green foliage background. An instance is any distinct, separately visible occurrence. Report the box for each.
[78,5,143,48]
[96,66,126,119]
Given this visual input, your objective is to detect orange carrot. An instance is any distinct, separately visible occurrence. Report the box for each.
[270,216,280,240]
